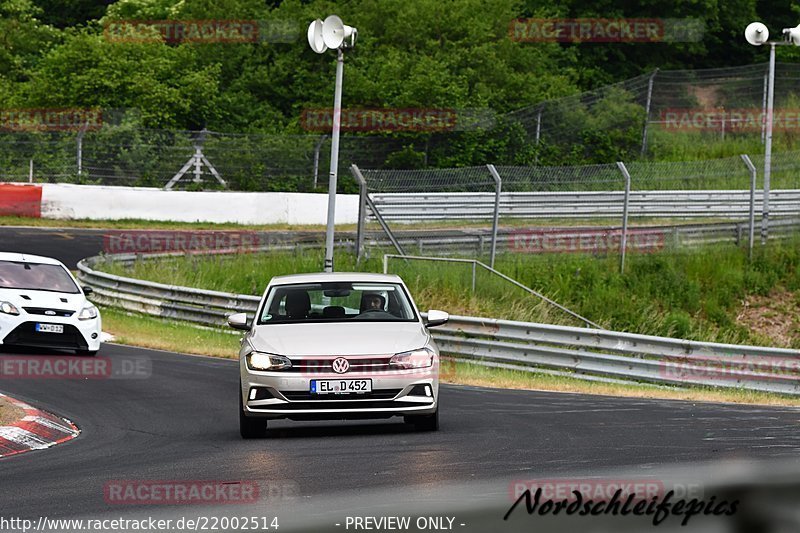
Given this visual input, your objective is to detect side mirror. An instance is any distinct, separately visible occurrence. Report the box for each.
[82,286,94,295]
[424,310,449,328]
[227,312,251,331]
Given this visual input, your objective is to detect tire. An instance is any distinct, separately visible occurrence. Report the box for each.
[239,385,267,439]
[76,349,98,357]
[406,408,439,432]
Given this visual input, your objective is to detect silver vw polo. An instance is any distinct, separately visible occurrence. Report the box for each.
[228,272,449,438]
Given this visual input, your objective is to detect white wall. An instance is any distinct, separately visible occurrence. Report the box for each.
[39,183,359,224]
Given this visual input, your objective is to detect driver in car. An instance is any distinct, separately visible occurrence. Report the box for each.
[361,292,385,312]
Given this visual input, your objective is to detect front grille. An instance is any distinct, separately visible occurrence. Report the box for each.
[23,307,75,317]
[3,322,88,350]
[281,389,402,401]
[288,356,394,374]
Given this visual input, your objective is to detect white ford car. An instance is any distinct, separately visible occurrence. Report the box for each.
[0,252,101,355]
[228,272,449,438]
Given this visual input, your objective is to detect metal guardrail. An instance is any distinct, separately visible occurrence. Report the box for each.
[77,254,261,326]
[78,253,800,396]
[370,189,800,220]
[370,218,800,255]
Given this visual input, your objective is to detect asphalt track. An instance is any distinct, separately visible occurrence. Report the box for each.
[1,225,800,531]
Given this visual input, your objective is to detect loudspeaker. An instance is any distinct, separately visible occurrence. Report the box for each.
[322,15,357,49]
[783,24,800,46]
[307,19,327,53]
[744,22,769,46]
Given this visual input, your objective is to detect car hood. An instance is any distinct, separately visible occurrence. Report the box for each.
[0,288,85,311]
[249,321,430,356]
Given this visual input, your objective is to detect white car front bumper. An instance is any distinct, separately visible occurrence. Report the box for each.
[0,312,101,352]
[240,359,439,420]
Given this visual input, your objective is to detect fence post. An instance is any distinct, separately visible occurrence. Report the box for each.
[741,154,757,260]
[761,73,768,144]
[77,121,89,177]
[350,164,367,263]
[616,161,632,273]
[313,135,327,189]
[535,106,542,146]
[486,164,502,268]
[640,69,658,156]
[28,159,33,183]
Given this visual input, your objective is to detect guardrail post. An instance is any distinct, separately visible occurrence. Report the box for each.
[616,161,632,274]
[471,261,476,293]
[350,164,367,263]
[740,154,757,260]
[486,164,502,268]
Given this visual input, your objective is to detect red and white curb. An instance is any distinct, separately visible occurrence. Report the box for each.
[0,393,79,458]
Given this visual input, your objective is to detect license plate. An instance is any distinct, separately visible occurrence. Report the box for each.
[35,323,64,334]
[310,379,372,394]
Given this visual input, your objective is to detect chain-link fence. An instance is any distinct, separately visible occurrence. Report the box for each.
[352,150,800,267]
[0,128,410,193]
[4,62,800,188]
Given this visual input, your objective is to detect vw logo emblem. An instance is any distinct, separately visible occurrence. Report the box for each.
[44,310,56,316]
[331,357,350,374]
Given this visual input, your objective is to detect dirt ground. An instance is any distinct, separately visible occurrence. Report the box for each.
[736,289,800,348]
[0,397,24,426]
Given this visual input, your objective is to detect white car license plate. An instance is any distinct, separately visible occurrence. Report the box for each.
[36,323,64,334]
[311,379,372,394]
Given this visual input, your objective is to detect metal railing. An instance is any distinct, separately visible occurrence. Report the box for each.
[382,254,603,329]
[78,253,800,396]
[368,189,798,221]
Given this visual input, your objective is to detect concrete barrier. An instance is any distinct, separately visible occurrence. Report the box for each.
[15,183,360,224]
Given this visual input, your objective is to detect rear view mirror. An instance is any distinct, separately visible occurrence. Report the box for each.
[425,310,449,328]
[324,289,351,297]
[227,312,251,331]
[82,286,94,295]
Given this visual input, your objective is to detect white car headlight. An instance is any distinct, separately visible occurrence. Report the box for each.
[0,301,20,316]
[390,347,435,369]
[78,305,98,320]
[247,351,292,371]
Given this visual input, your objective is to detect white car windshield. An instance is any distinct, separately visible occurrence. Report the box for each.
[259,282,417,324]
[0,261,80,294]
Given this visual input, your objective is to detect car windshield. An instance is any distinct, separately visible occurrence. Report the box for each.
[0,261,80,294]
[258,282,417,324]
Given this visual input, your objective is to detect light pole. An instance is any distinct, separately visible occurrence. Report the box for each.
[744,22,800,243]
[308,15,358,272]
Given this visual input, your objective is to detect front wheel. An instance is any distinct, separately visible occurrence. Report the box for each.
[239,385,267,439]
[405,409,439,432]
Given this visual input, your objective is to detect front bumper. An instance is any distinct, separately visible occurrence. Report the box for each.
[241,363,439,421]
[0,314,101,352]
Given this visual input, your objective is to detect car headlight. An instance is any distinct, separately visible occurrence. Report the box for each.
[78,305,98,320]
[0,301,20,316]
[390,347,435,369]
[247,351,292,371]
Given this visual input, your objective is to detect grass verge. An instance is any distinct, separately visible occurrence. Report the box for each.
[101,307,240,357]
[100,305,800,407]
[0,215,336,231]
[96,240,800,346]
[0,214,743,232]
[0,397,24,426]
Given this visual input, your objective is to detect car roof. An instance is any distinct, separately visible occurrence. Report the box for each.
[268,272,404,285]
[0,252,66,266]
